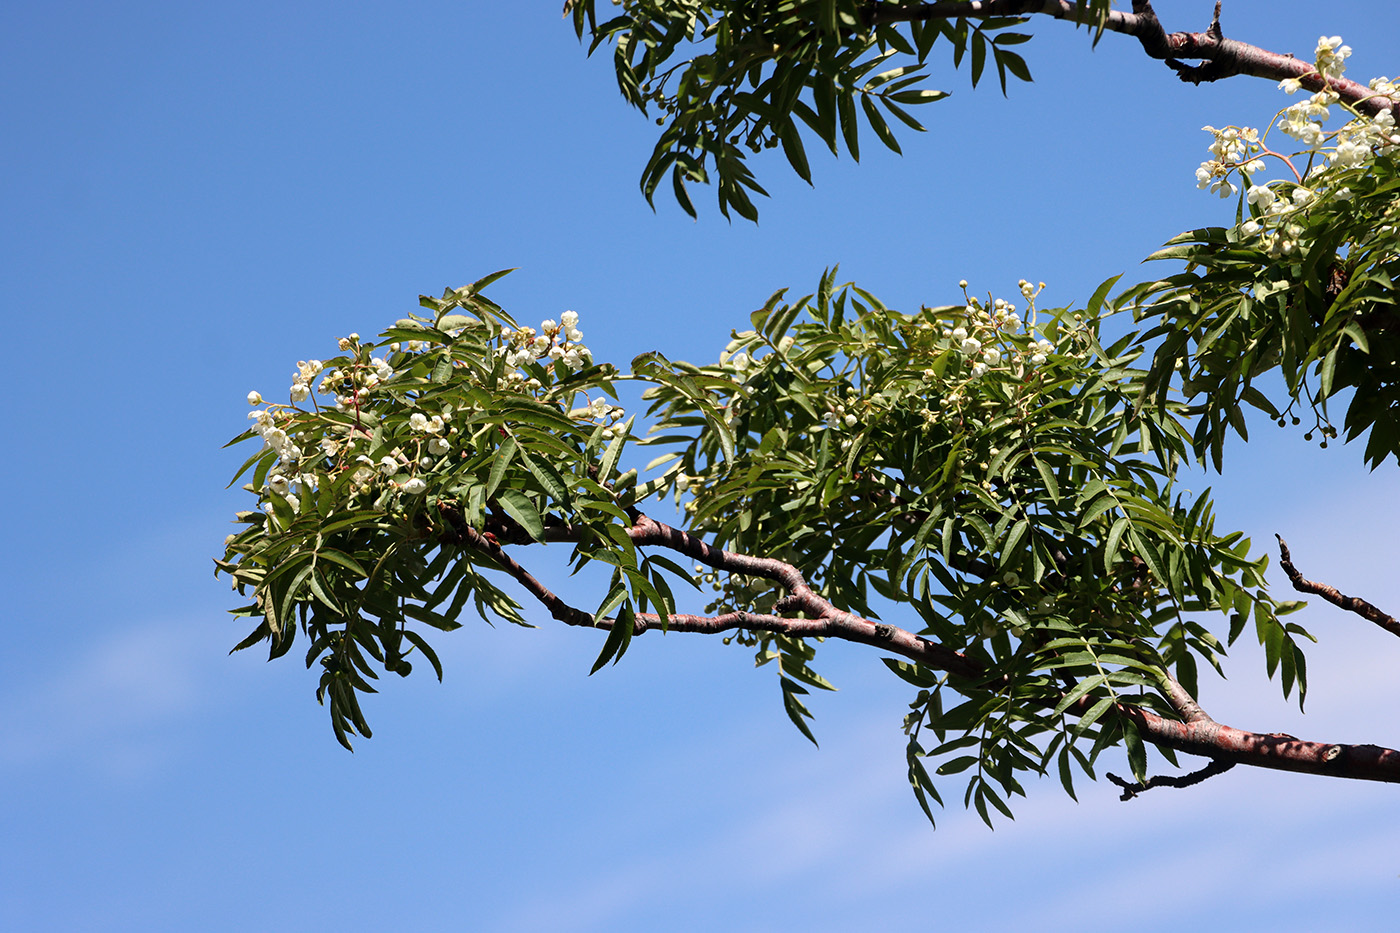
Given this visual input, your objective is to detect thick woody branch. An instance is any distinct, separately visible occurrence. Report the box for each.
[444,503,1400,786]
[1276,535,1400,640]
[866,0,1395,116]
[1159,670,1212,725]
[1119,708,1400,785]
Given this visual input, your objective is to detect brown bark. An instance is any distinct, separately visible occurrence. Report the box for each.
[867,0,1398,117]
[1277,535,1400,640]
[440,502,1400,788]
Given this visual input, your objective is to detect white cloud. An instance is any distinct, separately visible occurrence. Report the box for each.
[0,618,227,777]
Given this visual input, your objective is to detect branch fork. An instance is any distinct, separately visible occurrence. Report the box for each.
[867,0,1396,115]
[441,499,1400,788]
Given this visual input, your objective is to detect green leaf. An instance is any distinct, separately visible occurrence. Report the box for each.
[519,449,572,506]
[781,677,820,747]
[860,95,901,154]
[495,489,544,541]
[597,425,628,484]
[838,89,859,160]
[1122,717,1148,783]
[778,117,813,184]
[486,435,518,499]
[1073,696,1115,737]
[315,549,367,579]
[1104,515,1131,571]
[1033,456,1061,502]
[590,602,634,674]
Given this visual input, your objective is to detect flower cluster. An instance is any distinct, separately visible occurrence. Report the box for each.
[939,281,1047,380]
[823,403,859,429]
[240,306,610,529]
[1193,36,1400,256]
[1196,125,1263,198]
[1276,89,1337,148]
[905,280,1094,439]
[498,310,589,371]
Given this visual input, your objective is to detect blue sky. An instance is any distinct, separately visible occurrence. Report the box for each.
[3,2,1399,930]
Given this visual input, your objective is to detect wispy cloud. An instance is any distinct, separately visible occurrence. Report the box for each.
[0,617,230,778]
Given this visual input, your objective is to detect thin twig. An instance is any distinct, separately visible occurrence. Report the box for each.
[1276,535,1400,640]
[1107,759,1237,800]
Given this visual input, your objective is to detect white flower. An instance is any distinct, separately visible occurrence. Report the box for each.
[843,413,858,428]
[540,319,558,333]
[262,428,291,456]
[379,455,400,475]
[1246,184,1276,208]
[982,347,1001,365]
[561,310,579,328]
[566,328,583,343]
[1279,77,1303,94]
[1316,35,1351,80]
[428,437,451,455]
[1242,220,1262,236]
[1334,186,1354,201]
[409,412,430,432]
[675,473,691,492]
[951,326,968,341]
[247,391,263,405]
[1331,139,1369,168]
[731,352,750,371]
[961,337,982,355]
[290,384,310,403]
[400,477,428,495]
[970,361,988,378]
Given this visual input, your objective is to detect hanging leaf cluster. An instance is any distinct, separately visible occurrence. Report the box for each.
[563,0,1114,218]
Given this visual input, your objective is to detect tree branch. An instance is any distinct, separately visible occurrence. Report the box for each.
[1107,758,1236,801]
[867,0,1396,116]
[1159,670,1213,725]
[1276,535,1400,640]
[445,503,1400,786]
